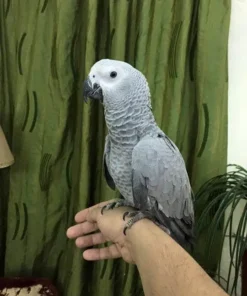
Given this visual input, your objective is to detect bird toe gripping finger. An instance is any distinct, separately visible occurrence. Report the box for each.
[123,211,154,235]
[122,211,171,236]
[101,200,134,215]
[101,206,105,215]
[123,211,130,221]
[115,200,133,208]
[122,211,139,221]
[101,202,116,215]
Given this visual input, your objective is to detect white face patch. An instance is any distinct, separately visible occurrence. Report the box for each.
[88,59,151,109]
[89,60,129,91]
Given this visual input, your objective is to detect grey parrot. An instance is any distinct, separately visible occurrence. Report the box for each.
[83,59,194,250]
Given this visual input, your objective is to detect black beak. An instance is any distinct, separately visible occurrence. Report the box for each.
[83,78,103,103]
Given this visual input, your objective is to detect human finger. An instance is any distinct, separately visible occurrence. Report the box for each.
[67,221,98,239]
[74,200,116,223]
[75,232,106,248]
[83,244,121,261]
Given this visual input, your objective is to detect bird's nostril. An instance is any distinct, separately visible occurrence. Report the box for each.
[93,83,100,90]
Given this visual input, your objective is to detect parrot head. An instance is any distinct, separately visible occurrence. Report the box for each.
[83,59,151,109]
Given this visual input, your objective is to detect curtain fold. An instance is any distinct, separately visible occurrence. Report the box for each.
[0,0,230,295]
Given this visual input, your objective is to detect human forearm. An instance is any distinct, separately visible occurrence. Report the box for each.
[67,203,228,295]
[126,219,228,296]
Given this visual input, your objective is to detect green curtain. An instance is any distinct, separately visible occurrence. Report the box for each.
[0,0,230,295]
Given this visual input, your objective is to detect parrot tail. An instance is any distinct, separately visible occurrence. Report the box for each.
[154,209,195,253]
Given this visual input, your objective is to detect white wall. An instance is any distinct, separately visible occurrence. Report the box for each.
[228,0,247,168]
[221,0,247,294]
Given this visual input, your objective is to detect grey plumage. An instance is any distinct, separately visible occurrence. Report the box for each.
[83,59,194,250]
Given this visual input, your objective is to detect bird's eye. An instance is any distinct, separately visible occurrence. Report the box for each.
[110,71,117,78]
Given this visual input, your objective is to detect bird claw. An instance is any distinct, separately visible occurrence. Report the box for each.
[122,211,139,221]
[123,211,170,236]
[123,211,154,235]
[101,200,134,215]
[123,226,128,236]
[101,202,117,215]
[123,211,130,221]
[101,206,106,215]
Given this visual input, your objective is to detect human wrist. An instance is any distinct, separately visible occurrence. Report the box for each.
[123,217,228,296]
[124,218,163,263]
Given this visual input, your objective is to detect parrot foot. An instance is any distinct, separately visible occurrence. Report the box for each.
[123,211,155,235]
[101,200,134,215]
[122,211,140,221]
[123,211,170,236]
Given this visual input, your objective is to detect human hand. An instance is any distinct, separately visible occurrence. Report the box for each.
[66,200,136,263]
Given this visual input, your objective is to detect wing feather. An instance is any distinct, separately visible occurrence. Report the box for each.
[103,135,115,190]
[132,135,194,248]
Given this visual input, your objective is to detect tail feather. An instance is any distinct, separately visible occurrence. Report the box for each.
[154,208,195,252]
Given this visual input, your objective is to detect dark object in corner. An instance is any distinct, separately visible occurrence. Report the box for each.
[0,277,58,295]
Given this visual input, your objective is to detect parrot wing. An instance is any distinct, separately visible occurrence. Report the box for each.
[103,135,115,190]
[131,135,194,247]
